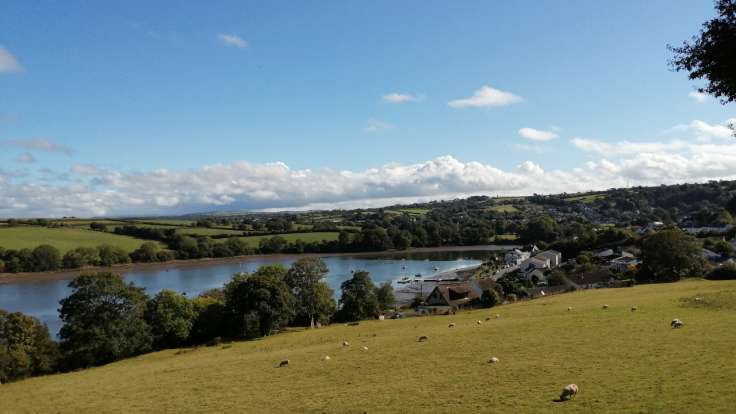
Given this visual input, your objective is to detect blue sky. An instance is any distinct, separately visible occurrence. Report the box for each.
[1,1,735,217]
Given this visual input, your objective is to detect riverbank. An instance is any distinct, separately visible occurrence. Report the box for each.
[0,245,517,284]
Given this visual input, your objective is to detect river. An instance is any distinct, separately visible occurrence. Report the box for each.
[0,247,512,337]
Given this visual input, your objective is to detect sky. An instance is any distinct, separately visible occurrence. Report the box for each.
[1,0,735,217]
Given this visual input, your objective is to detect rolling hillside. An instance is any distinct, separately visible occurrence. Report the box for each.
[2,280,735,413]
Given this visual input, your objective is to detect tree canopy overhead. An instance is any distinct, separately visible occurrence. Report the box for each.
[670,0,736,105]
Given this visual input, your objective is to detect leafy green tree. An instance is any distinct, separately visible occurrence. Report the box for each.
[711,239,735,256]
[225,237,251,256]
[31,245,61,271]
[670,0,736,105]
[520,216,559,244]
[285,258,336,327]
[480,289,501,308]
[0,310,59,383]
[190,295,228,343]
[224,269,294,338]
[130,242,161,263]
[374,282,395,310]
[58,273,152,369]
[145,290,196,348]
[637,229,705,283]
[97,244,131,266]
[62,247,101,269]
[335,271,379,322]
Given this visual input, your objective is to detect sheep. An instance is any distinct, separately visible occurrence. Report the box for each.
[485,317,492,321]
[631,306,638,311]
[671,318,684,328]
[418,335,429,342]
[495,314,501,318]
[559,384,578,401]
[448,322,456,328]
[323,355,331,361]
[342,341,350,347]
[476,320,483,325]
[602,304,609,309]
[279,359,290,368]
[567,306,573,311]
[694,297,702,302]
[362,346,369,351]
[488,357,499,364]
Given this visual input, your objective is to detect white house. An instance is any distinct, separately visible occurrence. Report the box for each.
[504,249,530,266]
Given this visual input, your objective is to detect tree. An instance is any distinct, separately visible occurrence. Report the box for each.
[374,282,395,310]
[97,244,131,266]
[670,0,736,105]
[31,245,61,271]
[335,271,379,322]
[520,216,559,244]
[0,310,59,383]
[145,290,196,348]
[62,247,101,269]
[58,273,152,369]
[636,229,705,283]
[224,269,294,338]
[130,242,161,263]
[285,258,336,327]
[190,295,228,343]
[711,239,735,256]
[480,289,501,308]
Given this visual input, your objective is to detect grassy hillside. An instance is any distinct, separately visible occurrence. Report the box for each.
[0,227,150,254]
[236,231,341,246]
[2,280,735,413]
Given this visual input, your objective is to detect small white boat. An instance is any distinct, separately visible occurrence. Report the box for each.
[397,276,412,284]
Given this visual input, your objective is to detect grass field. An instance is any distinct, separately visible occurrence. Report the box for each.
[2,279,734,413]
[0,227,150,254]
[236,232,341,246]
[565,194,608,203]
[486,204,520,213]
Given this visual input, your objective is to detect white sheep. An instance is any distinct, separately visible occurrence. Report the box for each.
[279,359,290,368]
[559,384,578,401]
[671,318,684,328]
[342,341,350,347]
[495,314,501,319]
[448,322,456,328]
[602,304,609,309]
[567,306,573,311]
[488,357,499,364]
[323,355,331,361]
[362,346,369,351]
[418,335,429,342]
[476,320,483,325]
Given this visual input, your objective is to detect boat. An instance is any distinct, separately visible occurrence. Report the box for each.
[397,276,412,284]
[433,267,439,271]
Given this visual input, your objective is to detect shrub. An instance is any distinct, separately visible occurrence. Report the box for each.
[479,289,501,308]
[706,263,736,280]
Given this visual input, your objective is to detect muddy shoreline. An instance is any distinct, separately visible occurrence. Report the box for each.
[0,245,517,284]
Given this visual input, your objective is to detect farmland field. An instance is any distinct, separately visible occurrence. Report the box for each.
[3,279,734,413]
[236,232,341,246]
[0,227,151,254]
[486,204,520,213]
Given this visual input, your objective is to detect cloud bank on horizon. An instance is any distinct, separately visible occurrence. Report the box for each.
[1,118,735,218]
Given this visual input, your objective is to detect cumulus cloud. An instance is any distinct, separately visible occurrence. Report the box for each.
[518,127,559,142]
[0,47,23,74]
[382,93,422,103]
[218,33,248,49]
[448,85,522,108]
[16,153,35,164]
[363,119,394,133]
[688,91,708,103]
[668,119,734,141]
[0,138,74,155]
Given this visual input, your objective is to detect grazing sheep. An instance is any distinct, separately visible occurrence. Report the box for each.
[323,355,331,361]
[279,359,290,368]
[631,306,638,311]
[476,320,483,325]
[559,384,578,401]
[342,341,350,347]
[488,357,499,364]
[671,318,684,328]
[485,317,491,321]
[495,314,501,319]
[418,335,429,342]
[567,306,573,311]
[694,297,702,302]
[448,323,456,328]
[602,304,609,309]
[362,346,369,350]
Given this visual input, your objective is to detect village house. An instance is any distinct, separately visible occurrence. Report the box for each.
[504,248,530,266]
[518,250,562,281]
[424,282,482,308]
[609,255,640,273]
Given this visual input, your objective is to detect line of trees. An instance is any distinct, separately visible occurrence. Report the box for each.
[0,258,395,383]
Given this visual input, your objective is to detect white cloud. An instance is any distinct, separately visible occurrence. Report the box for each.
[518,127,559,142]
[363,119,393,133]
[668,119,734,141]
[0,47,23,74]
[218,33,248,49]
[448,85,522,108]
[688,91,708,103]
[0,139,74,155]
[382,93,422,104]
[16,153,35,164]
